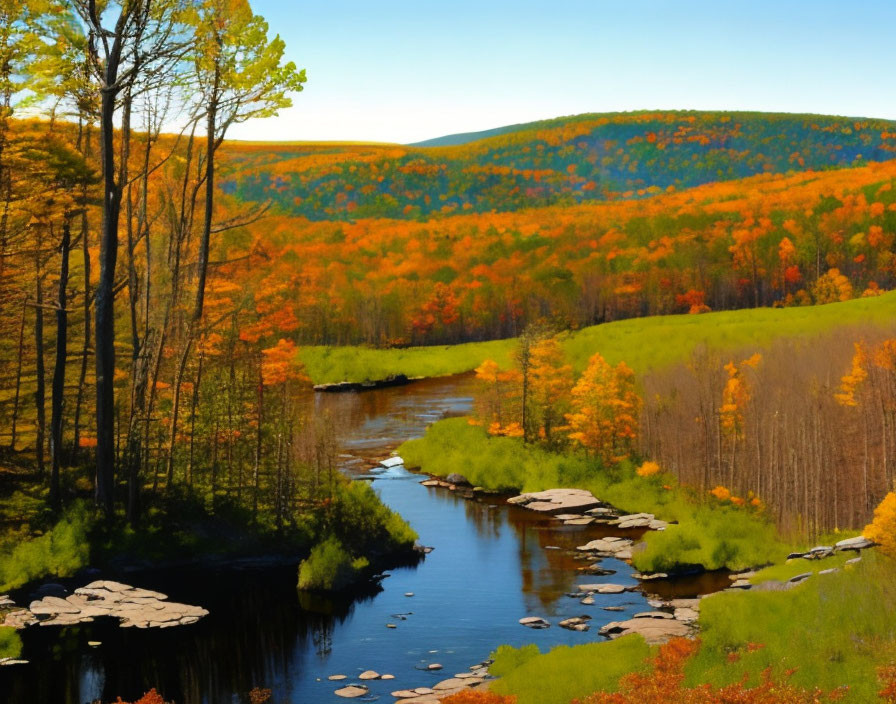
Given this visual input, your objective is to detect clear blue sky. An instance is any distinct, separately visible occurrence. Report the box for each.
[228,0,896,144]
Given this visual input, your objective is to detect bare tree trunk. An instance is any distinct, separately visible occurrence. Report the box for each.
[50,218,72,510]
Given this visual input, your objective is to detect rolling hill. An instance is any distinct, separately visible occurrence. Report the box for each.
[221,110,896,221]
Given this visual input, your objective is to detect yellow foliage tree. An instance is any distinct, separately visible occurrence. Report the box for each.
[565,353,641,464]
[527,337,574,445]
[474,359,522,436]
[812,267,853,303]
[835,342,868,407]
[864,492,896,558]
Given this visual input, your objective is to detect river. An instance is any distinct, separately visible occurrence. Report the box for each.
[0,375,724,704]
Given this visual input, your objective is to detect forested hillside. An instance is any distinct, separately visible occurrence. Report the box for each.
[227,159,896,345]
[223,111,896,220]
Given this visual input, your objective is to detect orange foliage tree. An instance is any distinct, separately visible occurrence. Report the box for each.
[566,353,641,464]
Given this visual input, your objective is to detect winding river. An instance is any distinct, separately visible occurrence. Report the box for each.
[0,375,724,704]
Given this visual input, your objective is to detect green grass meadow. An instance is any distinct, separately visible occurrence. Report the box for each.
[299,292,896,384]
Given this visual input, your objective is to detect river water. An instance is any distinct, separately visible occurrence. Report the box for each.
[0,375,723,704]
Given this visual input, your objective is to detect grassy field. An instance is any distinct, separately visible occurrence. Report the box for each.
[488,551,896,703]
[299,338,516,385]
[299,293,896,384]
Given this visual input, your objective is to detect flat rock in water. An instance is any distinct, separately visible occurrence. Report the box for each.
[576,537,633,555]
[508,488,603,514]
[426,663,443,670]
[580,596,595,605]
[434,678,469,690]
[380,456,404,468]
[519,616,550,629]
[421,480,440,487]
[334,685,368,698]
[392,691,421,699]
[358,670,379,680]
[603,606,625,612]
[578,583,629,594]
[633,611,674,620]
[564,517,594,526]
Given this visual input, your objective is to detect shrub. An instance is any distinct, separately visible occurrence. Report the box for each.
[577,637,844,703]
[0,626,22,659]
[297,536,369,591]
[323,481,417,556]
[487,636,651,704]
[0,502,92,591]
[440,692,516,704]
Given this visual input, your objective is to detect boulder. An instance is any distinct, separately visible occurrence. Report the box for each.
[519,616,550,629]
[559,617,590,631]
[379,456,404,469]
[446,473,470,486]
[835,536,875,551]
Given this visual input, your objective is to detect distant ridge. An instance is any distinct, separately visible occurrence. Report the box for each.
[408,123,529,147]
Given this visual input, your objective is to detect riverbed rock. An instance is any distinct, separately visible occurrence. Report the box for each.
[359,670,380,680]
[427,663,443,670]
[559,617,589,631]
[334,685,368,698]
[508,488,603,514]
[380,456,404,469]
[433,678,469,690]
[599,617,693,644]
[328,674,347,681]
[633,611,674,620]
[519,616,550,629]
[674,607,700,622]
[576,537,633,556]
[564,517,595,526]
[446,473,471,486]
[421,479,440,487]
[580,596,595,605]
[578,583,632,594]
[835,536,875,551]
[19,580,208,631]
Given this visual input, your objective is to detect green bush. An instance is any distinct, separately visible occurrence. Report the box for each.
[0,503,92,592]
[632,504,784,573]
[323,480,418,557]
[297,536,369,591]
[488,635,652,704]
[0,626,22,659]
